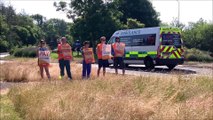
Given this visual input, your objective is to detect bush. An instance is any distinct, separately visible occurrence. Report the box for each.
[185,48,213,62]
[0,40,9,52]
[13,46,37,57]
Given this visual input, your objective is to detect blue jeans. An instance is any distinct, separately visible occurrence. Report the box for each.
[59,59,72,79]
[82,60,91,79]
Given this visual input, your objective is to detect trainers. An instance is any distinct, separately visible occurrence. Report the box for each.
[59,76,63,80]
[68,77,72,80]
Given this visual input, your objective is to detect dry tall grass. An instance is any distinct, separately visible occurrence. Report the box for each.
[1,60,213,120]
[0,59,96,82]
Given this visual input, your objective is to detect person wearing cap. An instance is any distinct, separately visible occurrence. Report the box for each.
[96,36,109,77]
[57,37,73,80]
[81,41,95,79]
[37,40,51,80]
[112,37,126,75]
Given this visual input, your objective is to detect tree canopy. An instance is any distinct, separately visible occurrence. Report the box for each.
[116,0,160,27]
[0,1,212,55]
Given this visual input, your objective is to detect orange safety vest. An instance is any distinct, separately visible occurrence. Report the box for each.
[102,44,112,60]
[83,47,95,64]
[96,43,103,59]
[112,42,125,57]
[58,43,72,60]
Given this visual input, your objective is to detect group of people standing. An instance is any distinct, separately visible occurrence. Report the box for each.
[37,36,126,80]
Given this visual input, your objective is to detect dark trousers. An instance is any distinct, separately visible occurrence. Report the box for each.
[82,60,91,79]
[59,59,72,79]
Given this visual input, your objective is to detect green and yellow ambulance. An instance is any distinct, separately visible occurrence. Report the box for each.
[108,27,184,70]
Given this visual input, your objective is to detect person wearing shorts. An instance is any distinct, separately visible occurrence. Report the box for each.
[37,40,51,80]
[112,37,125,75]
[96,36,108,77]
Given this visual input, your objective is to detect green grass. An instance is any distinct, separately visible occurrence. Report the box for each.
[50,53,58,60]
[51,52,83,62]
[0,95,22,120]
[51,52,82,59]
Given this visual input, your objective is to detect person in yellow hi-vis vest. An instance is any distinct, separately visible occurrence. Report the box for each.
[58,37,73,80]
[81,41,95,79]
[112,37,126,75]
[37,40,51,80]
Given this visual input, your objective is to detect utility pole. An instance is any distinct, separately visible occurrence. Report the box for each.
[177,0,180,27]
[212,0,213,23]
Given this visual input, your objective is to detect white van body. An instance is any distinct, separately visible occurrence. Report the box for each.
[108,27,184,69]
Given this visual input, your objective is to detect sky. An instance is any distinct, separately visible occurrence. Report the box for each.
[2,0,213,25]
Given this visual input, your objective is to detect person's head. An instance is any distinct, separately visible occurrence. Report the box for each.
[100,36,106,44]
[57,39,61,44]
[40,39,46,47]
[115,37,120,43]
[61,37,67,44]
[83,41,90,48]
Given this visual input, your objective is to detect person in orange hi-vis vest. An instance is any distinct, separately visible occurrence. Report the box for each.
[112,37,126,75]
[81,41,95,79]
[57,37,73,80]
[96,36,109,77]
[37,40,51,80]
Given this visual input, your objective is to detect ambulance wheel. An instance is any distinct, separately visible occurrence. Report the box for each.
[144,57,154,70]
[167,64,176,70]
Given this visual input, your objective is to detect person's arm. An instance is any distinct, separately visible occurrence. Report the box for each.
[96,46,98,55]
[123,47,126,58]
[111,45,115,56]
[57,44,61,54]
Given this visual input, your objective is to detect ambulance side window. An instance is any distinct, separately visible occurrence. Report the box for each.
[120,36,132,46]
[131,34,156,46]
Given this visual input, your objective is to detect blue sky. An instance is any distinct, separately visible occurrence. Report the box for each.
[3,0,213,25]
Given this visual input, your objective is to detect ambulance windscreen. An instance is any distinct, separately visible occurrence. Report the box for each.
[162,34,181,48]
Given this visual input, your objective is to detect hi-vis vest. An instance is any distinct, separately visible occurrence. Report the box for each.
[112,42,125,57]
[97,43,112,60]
[58,43,72,60]
[83,48,95,64]
[38,47,50,66]
[102,44,112,60]
[96,43,103,59]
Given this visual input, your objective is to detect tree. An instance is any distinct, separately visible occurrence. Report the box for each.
[125,18,145,29]
[31,14,46,27]
[182,19,213,52]
[42,18,72,49]
[0,3,44,50]
[116,0,160,27]
[55,0,123,48]
[170,18,185,30]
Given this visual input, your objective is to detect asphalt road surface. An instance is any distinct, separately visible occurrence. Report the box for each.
[99,64,213,77]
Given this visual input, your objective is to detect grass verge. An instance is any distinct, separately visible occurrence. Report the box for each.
[7,75,213,120]
[0,95,22,120]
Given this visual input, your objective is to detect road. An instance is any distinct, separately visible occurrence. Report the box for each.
[95,64,213,77]
[0,52,10,58]
[0,52,10,64]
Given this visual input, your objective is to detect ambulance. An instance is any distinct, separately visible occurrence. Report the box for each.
[108,27,184,70]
